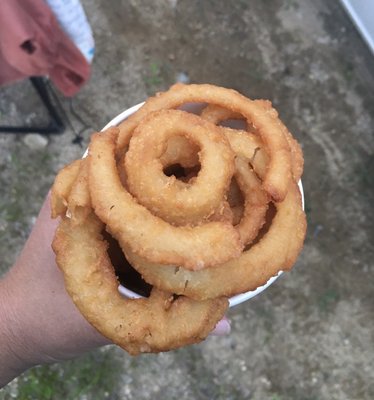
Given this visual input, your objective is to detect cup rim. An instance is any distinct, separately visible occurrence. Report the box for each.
[100,103,305,308]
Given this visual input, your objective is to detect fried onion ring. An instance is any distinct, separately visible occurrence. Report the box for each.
[52,211,228,355]
[125,109,235,225]
[88,127,243,270]
[255,100,304,182]
[124,128,305,300]
[66,158,91,224]
[200,104,255,132]
[118,83,292,201]
[233,157,268,245]
[125,182,306,300]
[51,159,81,218]
[201,102,303,181]
[51,83,306,354]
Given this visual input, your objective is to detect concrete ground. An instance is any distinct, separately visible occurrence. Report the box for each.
[1,0,373,399]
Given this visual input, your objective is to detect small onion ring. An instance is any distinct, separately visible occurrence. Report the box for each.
[125,109,235,225]
[118,83,292,202]
[88,127,243,271]
[137,120,270,242]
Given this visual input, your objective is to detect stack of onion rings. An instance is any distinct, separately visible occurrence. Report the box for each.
[51,83,306,355]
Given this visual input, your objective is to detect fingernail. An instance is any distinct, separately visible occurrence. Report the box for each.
[211,317,231,336]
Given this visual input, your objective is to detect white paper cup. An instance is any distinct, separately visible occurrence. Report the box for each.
[100,103,305,308]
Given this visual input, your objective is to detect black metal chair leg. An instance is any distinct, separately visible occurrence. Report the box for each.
[0,77,65,134]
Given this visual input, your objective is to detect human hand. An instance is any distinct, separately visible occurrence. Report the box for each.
[0,193,230,387]
[0,194,109,387]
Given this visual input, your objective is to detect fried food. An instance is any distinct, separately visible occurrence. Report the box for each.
[125,109,236,225]
[88,127,242,271]
[52,211,228,355]
[50,159,81,218]
[124,128,306,300]
[65,158,91,224]
[201,102,304,181]
[51,83,306,355]
[125,182,305,300]
[117,83,292,202]
[233,157,268,245]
